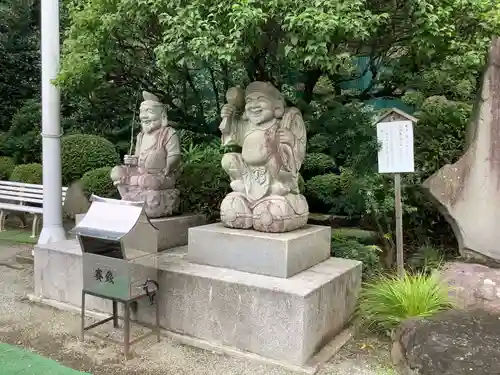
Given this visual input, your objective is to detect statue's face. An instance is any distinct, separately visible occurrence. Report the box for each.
[245,93,275,125]
[139,105,162,133]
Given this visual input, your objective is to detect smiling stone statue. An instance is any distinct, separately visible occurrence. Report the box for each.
[218,81,309,233]
[110,91,181,218]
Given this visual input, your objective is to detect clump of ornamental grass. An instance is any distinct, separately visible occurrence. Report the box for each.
[356,271,454,333]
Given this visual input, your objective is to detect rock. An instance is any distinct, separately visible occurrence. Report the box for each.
[440,261,500,313]
[422,38,500,264]
[62,181,90,219]
[396,309,500,375]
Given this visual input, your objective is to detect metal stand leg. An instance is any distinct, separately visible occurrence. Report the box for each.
[112,301,119,328]
[124,301,130,359]
[80,291,86,341]
[0,210,5,232]
[156,297,161,342]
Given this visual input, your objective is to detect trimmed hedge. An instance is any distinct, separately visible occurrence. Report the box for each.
[0,156,15,180]
[305,173,342,211]
[308,133,330,153]
[10,163,42,184]
[81,166,118,198]
[331,235,382,280]
[178,154,230,221]
[61,134,120,185]
[305,170,364,216]
[301,152,337,180]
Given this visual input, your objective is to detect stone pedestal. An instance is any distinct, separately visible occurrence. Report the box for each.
[151,214,205,250]
[188,223,331,278]
[33,240,361,367]
[75,213,205,251]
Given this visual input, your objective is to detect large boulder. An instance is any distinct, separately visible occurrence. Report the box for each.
[422,37,500,265]
[441,261,500,313]
[393,309,500,375]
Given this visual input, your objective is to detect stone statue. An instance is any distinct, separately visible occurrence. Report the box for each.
[219,81,309,233]
[110,91,181,218]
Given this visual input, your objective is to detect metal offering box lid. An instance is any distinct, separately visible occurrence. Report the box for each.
[70,195,159,259]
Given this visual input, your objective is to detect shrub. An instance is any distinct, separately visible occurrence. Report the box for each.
[301,153,337,180]
[10,163,43,184]
[61,134,120,184]
[305,173,342,209]
[305,172,364,215]
[0,156,15,180]
[332,228,378,245]
[408,245,445,273]
[3,99,42,164]
[412,96,470,178]
[178,152,230,221]
[331,235,382,280]
[356,272,454,333]
[308,133,330,153]
[81,167,117,198]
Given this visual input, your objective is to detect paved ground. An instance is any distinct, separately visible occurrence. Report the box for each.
[0,242,399,375]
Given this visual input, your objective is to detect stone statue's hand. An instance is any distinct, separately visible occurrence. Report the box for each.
[278,128,295,146]
[221,104,236,119]
[113,176,129,186]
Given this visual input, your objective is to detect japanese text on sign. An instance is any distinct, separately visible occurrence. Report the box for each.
[376,120,414,173]
[94,268,114,284]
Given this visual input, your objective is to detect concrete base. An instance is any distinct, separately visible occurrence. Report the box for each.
[75,213,205,251]
[34,240,361,367]
[27,294,355,374]
[188,223,331,278]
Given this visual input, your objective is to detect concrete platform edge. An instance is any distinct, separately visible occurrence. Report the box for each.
[26,294,353,374]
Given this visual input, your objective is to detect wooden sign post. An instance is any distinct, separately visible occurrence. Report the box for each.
[376,119,415,277]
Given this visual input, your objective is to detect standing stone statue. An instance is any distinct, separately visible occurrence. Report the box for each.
[219,81,309,233]
[110,91,181,218]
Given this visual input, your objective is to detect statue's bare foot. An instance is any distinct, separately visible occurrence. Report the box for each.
[252,194,309,233]
[220,192,253,229]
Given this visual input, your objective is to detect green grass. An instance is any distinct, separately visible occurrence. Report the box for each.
[356,271,454,333]
[0,229,37,244]
[0,343,91,374]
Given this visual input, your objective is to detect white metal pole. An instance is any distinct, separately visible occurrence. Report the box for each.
[38,0,66,244]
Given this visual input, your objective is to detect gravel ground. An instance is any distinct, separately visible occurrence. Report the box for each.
[0,243,399,375]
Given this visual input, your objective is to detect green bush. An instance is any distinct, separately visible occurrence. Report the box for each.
[308,133,330,153]
[332,228,378,245]
[412,96,470,178]
[61,134,120,184]
[2,99,42,164]
[331,235,382,280]
[356,272,453,333]
[305,173,342,206]
[408,245,445,273]
[305,172,364,215]
[301,153,337,180]
[10,163,43,184]
[81,167,117,198]
[0,156,15,180]
[178,152,230,221]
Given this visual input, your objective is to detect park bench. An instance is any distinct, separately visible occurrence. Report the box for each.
[0,181,68,238]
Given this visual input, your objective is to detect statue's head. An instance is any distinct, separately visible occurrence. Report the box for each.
[139,91,168,133]
[244,82,285,125]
